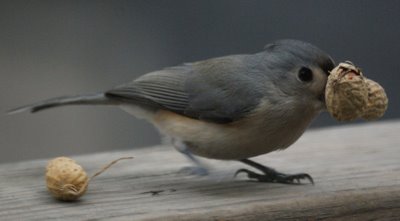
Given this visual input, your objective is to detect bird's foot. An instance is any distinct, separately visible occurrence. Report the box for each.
[172,139,209,176]
[235,168,314,185]
[179,166,209,176]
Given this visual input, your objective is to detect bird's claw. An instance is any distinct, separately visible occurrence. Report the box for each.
[235,168,314,185]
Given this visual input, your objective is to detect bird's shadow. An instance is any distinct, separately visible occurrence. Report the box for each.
[135,170,313,199]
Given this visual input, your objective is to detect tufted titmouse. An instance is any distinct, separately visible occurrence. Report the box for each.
[9,39,334,184]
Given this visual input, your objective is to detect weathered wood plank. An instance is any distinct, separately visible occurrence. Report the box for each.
[1,120,399,220]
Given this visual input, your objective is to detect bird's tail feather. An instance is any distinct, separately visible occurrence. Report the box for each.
[7,93,116,114]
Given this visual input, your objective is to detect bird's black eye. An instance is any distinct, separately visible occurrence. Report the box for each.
[298,67,313,82]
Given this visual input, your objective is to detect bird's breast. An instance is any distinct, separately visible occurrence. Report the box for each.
[151,104,318,160]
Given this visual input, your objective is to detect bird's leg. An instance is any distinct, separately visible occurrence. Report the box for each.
[172,138,208,176]
[235,159,314,184]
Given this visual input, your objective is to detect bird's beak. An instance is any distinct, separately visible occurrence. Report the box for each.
[318,93,327,110]
[318,93,325,102]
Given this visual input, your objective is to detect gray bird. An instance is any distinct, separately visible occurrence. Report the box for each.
[9,39,334,184]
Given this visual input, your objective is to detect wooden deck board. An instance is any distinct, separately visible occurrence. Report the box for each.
[1,120,399,220]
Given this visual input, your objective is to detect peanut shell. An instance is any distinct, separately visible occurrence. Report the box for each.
[325,62,368,121]
[45,156,133,201]
[361,79,388,120]
[45,157,89,201]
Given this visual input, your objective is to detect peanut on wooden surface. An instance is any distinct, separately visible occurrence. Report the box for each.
[45,156,133,201]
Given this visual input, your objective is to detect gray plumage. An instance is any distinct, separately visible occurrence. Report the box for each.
[9,39,333,125]
[108,40,333,124]
[8,39,334,162]
[7,94,113,114]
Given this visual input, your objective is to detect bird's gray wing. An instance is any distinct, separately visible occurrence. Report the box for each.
[105,56,264,123]
[105,66,192,114]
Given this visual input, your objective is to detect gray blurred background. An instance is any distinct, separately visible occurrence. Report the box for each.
[1,0,399,163]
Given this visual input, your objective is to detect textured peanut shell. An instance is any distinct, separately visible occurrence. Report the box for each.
[362,79,388,120]
[46,157,89,201]
[325,63,368,121]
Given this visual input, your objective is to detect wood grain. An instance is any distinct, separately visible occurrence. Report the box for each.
[1,120,399,220]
